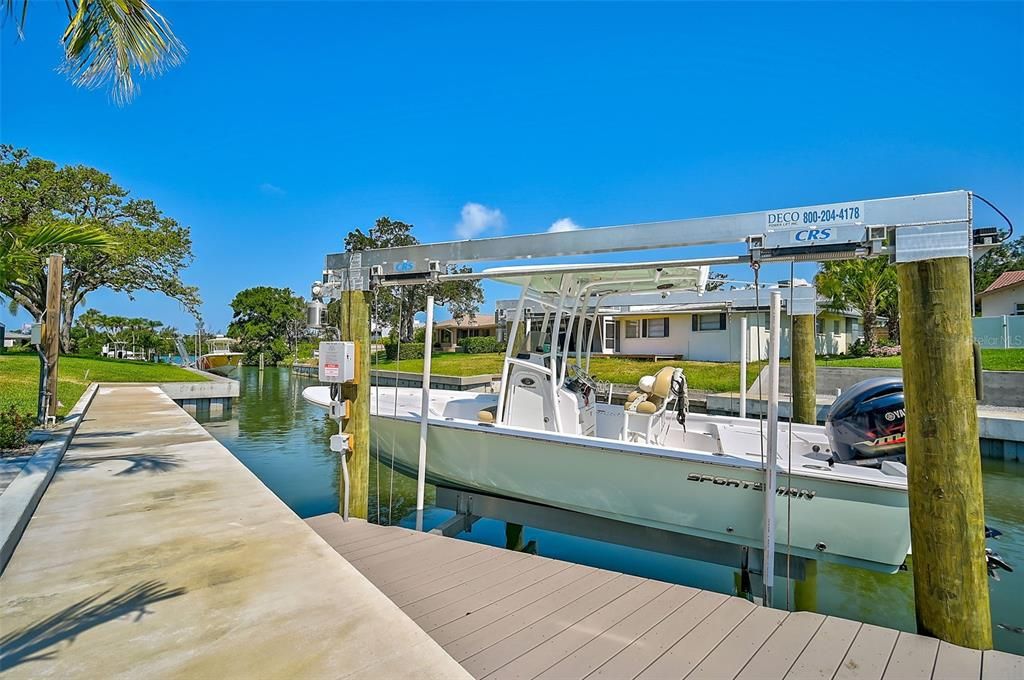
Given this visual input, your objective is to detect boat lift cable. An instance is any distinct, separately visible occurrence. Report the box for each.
[785,261,796,611]
[973,193,1014,241]
[388,292,402,525]
[373,287,382,525]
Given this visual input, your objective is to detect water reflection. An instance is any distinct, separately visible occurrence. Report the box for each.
[200,367,1023,654]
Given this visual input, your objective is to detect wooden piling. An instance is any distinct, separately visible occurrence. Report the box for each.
[897,256,991,649]
[44,254,63,421]
[338,290,371,520]
[791,314,817,425]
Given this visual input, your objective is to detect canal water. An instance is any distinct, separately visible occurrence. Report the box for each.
[198,366,1024,654]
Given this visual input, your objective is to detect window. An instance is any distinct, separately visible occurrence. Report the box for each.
[603,318,617,351]
[815,318,824,334]
[625,317,670,339]
[692,313,727,332]
[647,317,668,338]
[1016,303,1024,316]
[833,320,841,334]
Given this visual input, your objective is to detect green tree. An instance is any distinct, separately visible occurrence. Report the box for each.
[974,237,1024,297]
[4,0,185,104]
[815,257,897,350]
[0,147,200,352]
[70,308,173,358]
[227,287,306,364]
[344,216,484,341]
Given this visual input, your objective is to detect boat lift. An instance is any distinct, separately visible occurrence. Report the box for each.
[314,190,1004,636]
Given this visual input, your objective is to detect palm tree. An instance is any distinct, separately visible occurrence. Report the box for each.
[814,257,898,350]
[4,0,185,104]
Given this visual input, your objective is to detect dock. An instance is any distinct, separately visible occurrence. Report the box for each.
[0,385,468,679]
[308,514,1024,680]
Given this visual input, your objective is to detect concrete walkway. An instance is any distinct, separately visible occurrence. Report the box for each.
[0,385,468,679]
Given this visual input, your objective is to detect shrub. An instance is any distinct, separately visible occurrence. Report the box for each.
[0,406,34,450]
[384,342,425,360]
[462,336,503,354]
[848,338,901,358]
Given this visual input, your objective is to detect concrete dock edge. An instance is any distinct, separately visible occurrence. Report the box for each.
[0,383,98,575]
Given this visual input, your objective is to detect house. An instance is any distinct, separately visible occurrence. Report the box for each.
[978,271,1024,317]
[432,314,497,351]
[495,298,864,362]
[1,323,32,350]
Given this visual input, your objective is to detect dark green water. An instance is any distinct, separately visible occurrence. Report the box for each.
[198,367,1024,654]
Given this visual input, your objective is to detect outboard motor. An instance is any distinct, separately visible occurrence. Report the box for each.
[825,378,906,467]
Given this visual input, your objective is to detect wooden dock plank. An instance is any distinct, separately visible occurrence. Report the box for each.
[534,585,699,680]
[492,579,671,680]
[304,515,1020,680]
[881,632,939,680]
[428,565,598,647]
[406,558,570,621]
[448,570,626,663]
[736,611,826,680]
[833,623,899,680]
[464,575,651,678]
[687,605,789,679]
[981,649,1024,680]
[635,596,756,680]
[784,616,861,679]
[585,590,729,680]
[933,640,982,680]
[389,550,530,607]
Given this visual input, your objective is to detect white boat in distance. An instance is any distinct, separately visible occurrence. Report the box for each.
[197,337,244,378]
[304,264,911,573]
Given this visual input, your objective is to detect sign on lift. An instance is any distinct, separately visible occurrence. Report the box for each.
[318,341,357,383]
[763,200,868,250]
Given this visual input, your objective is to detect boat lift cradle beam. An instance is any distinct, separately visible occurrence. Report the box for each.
[317,190,983,295]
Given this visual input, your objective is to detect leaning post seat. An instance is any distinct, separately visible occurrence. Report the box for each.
[477,405,497,423]
[622,367,677,442]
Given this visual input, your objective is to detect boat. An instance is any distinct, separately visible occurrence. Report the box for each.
[197,337,244,377]
[304,263,911,573]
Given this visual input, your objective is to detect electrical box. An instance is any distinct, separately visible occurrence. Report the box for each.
[318,341,357,383]
[30,323,43,345]
[330,433,352,453]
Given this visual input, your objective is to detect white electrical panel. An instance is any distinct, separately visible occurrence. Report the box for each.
[318,341,357,383]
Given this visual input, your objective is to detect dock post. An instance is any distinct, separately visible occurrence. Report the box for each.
[791,314,816,425]
[763,291,782,607]
[44,253,63,423]
[338,289,371,520]
[415,296,435,531]
[738,315,748,418]
[897,256,991,649]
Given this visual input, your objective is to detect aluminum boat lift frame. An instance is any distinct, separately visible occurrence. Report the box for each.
[314,189,996,600]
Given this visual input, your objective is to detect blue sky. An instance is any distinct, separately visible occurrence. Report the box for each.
[3,1,1022,333]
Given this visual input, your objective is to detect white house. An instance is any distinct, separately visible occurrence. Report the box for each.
[496,299,863,362]
[978,271,1024,317]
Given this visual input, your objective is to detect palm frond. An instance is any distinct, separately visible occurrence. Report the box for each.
[21,222,113,250]
[1,0,29,38]
[61,0,186,104]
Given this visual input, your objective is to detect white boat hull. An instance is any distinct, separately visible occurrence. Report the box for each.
[339,384,911,573]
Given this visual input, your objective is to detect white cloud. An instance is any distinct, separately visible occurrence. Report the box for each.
[548,217,581,233]
[456,202,505,239]
[259,182,286,196]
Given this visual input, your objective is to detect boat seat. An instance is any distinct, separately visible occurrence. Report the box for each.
[622,367,677,443]
[478,405,497,423]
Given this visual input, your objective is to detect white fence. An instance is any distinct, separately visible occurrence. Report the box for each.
[973,315,1024,349]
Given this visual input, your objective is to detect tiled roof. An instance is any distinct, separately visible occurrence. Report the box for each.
[981,270,1024,295]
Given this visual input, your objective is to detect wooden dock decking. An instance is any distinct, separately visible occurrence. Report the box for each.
[307,514,1024,680]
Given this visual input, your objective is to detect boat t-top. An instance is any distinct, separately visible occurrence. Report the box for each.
[305,261,911,573]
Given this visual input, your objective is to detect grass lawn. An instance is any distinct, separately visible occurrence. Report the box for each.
[817,348,1024,371]
[372,353,765,392]
[0,353,205,417]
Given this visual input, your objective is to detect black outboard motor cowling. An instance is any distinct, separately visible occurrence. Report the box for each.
[825,377,906,466]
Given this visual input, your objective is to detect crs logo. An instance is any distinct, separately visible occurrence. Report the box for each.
[394,260,415,273]
[794,228,833,242]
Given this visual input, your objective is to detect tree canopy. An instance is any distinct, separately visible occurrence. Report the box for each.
[0,146,201,352]
[974,236,1024,295]
[71,308,177,357]
[4,0,185,104]
[227,287,306,364]
[344,217,484,341]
